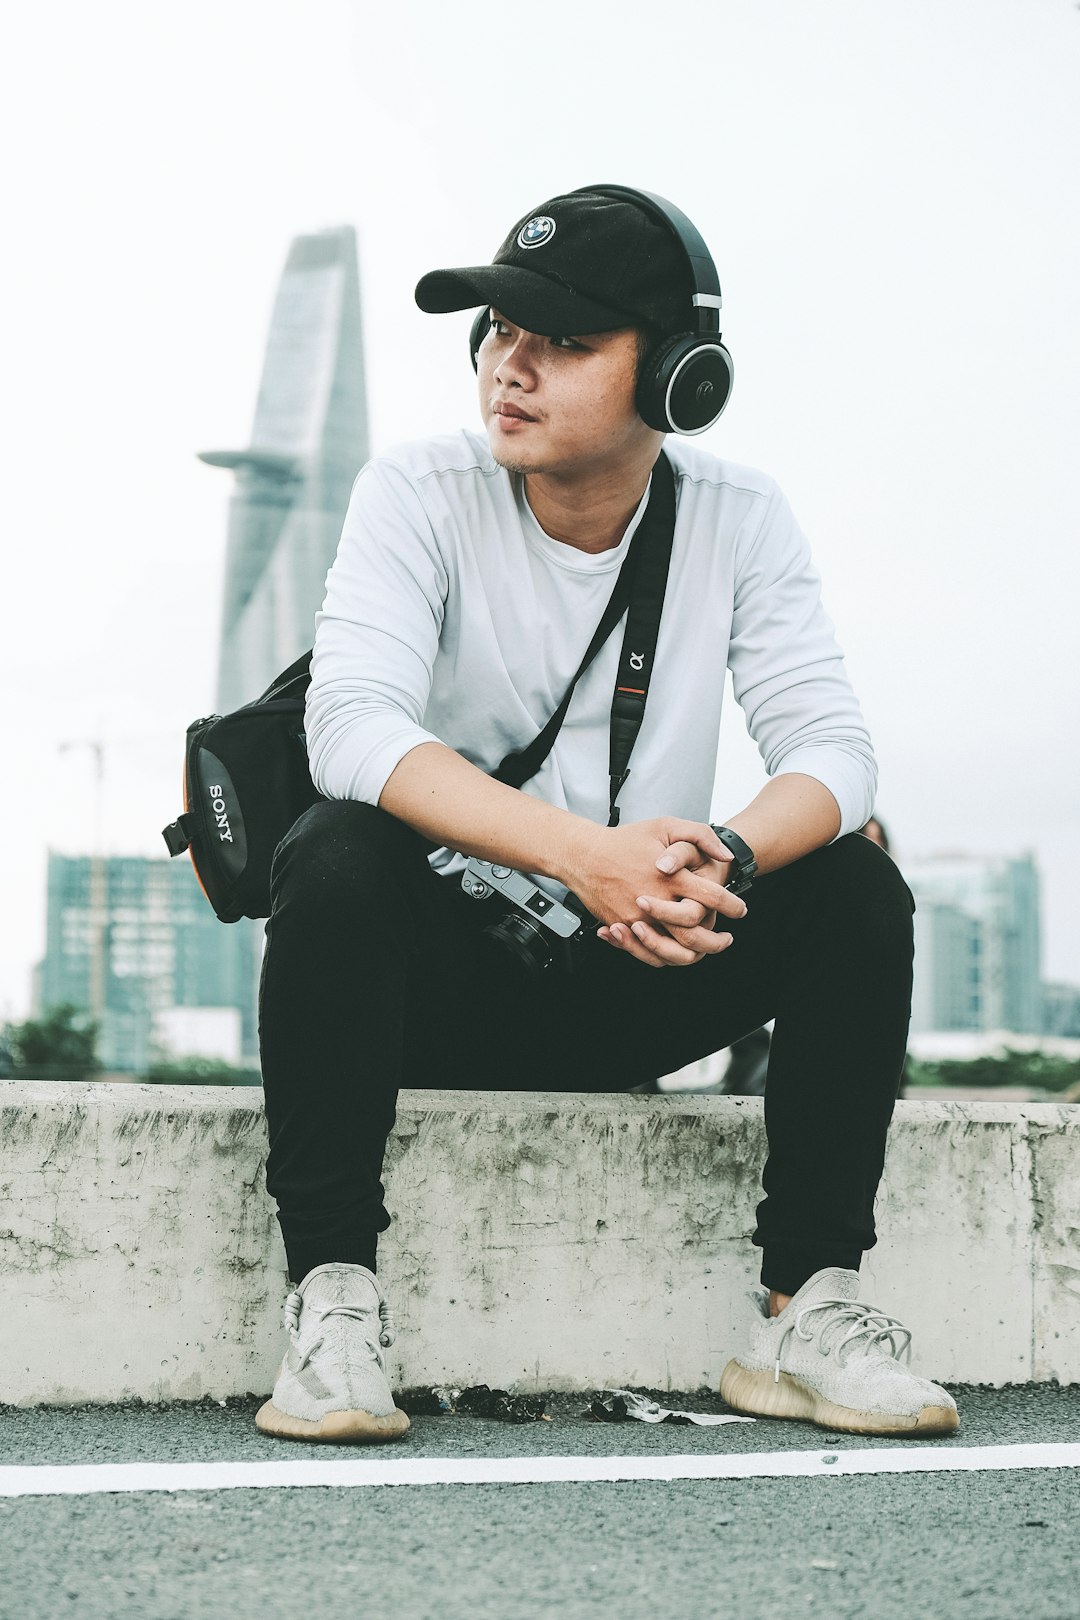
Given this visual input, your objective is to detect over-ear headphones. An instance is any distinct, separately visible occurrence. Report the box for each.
[468,184,733,436]
[469,305,494,373]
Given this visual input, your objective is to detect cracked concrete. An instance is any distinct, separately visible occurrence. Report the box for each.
[0,1084,1076,1404]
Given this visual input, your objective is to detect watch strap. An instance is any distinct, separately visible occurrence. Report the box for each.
[709,824,757,894]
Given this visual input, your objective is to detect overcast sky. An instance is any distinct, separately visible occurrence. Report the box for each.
[2,0,1078,1019]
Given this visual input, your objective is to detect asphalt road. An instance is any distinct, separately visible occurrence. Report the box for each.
[1,1385,1077,1620]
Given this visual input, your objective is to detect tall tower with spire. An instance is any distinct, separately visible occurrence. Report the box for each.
[201,226,369,712]
[35,230,371,1075]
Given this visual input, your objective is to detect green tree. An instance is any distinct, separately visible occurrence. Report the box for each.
[144,1055,261,1086]
[3,1003,101,1082]
[907,1048,1080,1096]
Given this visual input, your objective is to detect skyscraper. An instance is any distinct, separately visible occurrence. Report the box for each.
[907,853,1043,1035]
[39,854,254,1073]
[197,226,371,1066]
[201,226,370,712]
[34,227,371,1074]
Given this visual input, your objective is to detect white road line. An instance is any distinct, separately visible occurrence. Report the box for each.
[0,1443,1078,1498]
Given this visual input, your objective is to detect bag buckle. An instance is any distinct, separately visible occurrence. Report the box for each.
[162,812,198,857]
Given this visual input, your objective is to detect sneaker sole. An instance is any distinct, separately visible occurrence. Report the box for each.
[719,1359,959,1438]
[255,1400,411,1443]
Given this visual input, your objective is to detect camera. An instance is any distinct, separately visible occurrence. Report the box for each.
[461,857,594,972]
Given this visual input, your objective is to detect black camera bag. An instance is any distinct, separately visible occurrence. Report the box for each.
[162,652,321,923]
[163,452,676,924]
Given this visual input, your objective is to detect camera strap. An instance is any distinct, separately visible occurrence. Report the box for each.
[491,451,676,827]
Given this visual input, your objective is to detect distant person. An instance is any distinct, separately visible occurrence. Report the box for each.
[256,187,957,1444]
[861,815,891,853]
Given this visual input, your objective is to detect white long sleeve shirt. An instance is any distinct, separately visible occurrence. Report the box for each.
[306,429,876,893]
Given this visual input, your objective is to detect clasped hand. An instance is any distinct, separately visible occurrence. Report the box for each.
[565,818,748,969]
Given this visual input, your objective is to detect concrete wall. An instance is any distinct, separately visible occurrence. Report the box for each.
[0,1083,1077,1406]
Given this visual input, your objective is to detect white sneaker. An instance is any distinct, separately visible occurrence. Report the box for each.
[719,1266,960,1437]
[255,1263,410,1443]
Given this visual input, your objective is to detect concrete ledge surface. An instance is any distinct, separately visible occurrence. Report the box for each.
[0,1084,1077,1404]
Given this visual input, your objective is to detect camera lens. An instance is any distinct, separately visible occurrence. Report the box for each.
[484,911,554,971]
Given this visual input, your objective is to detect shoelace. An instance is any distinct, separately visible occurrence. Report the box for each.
[283,1289,397,1373]
[773,1297,913,1384]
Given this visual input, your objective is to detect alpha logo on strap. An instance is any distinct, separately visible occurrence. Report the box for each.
[517,215,556,250]
[629,651,645,671]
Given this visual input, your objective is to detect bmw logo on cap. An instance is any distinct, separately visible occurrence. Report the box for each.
[517,215,556,250]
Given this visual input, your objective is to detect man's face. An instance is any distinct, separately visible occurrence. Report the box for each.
[477,311,657,477]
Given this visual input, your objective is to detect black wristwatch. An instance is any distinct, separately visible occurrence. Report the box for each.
[709,825,757,896]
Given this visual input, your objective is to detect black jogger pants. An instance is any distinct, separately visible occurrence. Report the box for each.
[259,800,915,1297]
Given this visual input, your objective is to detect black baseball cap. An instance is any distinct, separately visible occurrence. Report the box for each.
[415,190,692,338]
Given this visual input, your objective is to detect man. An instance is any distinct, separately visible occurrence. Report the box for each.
[255,187,958,1444]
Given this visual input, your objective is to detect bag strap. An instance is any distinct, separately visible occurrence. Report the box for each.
[252,648,313,706]
[193,451,676,841]
[492,452,676,829]
[606,451,675,825]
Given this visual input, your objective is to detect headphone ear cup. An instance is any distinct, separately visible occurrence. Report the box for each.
[636,333,734,434]
[469,309,491,372]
